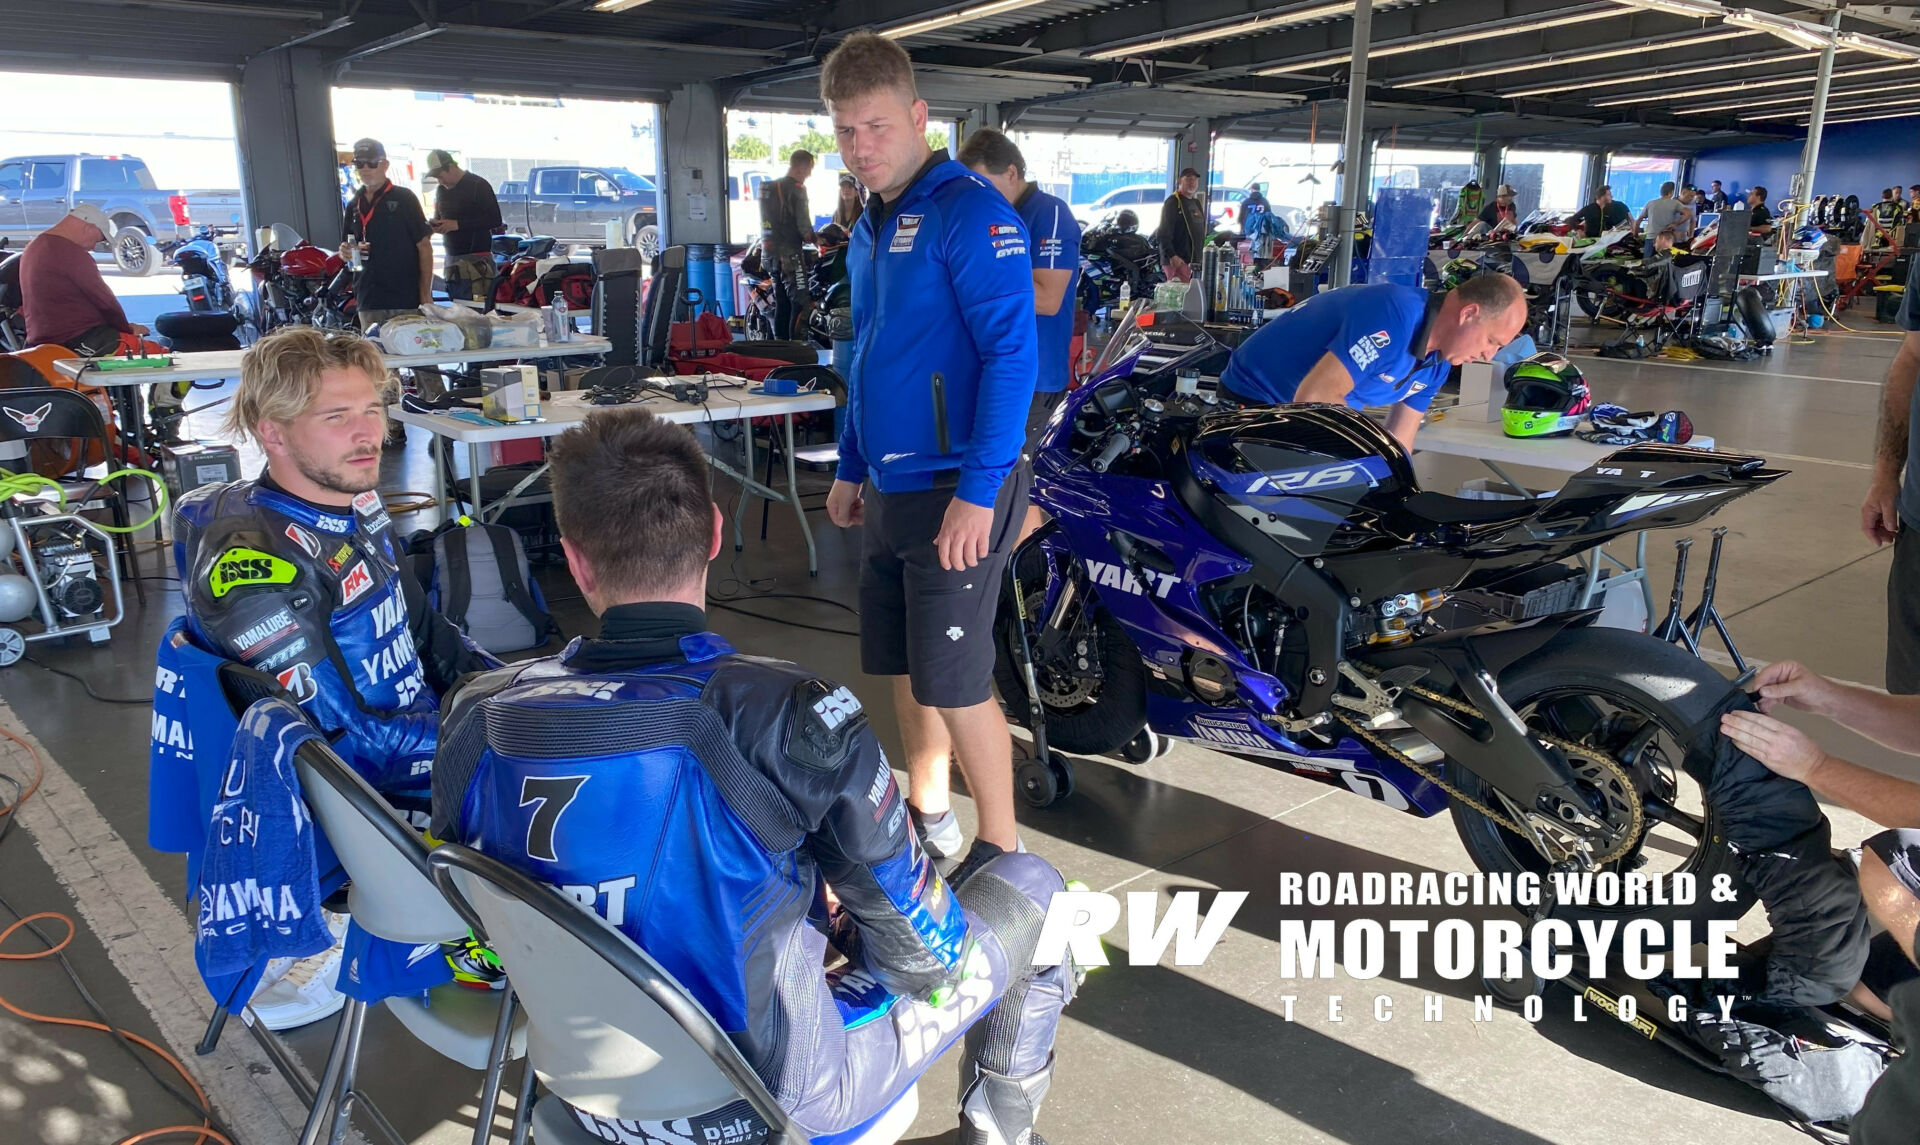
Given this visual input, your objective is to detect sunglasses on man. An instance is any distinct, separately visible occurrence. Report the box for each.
[354,160,383,170]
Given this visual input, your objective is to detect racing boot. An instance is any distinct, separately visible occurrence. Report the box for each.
[952,851,1077,1145]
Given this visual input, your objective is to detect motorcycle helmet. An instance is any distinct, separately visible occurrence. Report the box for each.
[1114,209,1140,234]
[1502,353,1591,438]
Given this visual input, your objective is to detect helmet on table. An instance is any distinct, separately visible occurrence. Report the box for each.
[1502,353,1591,438]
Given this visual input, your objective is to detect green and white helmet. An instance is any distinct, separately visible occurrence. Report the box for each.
[1501,353,1591,438]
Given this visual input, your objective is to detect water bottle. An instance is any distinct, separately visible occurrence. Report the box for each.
[552,291,570,342]
[1117,280,1132,309]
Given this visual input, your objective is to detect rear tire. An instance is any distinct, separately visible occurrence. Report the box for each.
[1446,626,1756,933]
[112,225,157,277]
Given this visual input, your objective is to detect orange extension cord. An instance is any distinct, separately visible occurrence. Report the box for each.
[0,722,235,1145]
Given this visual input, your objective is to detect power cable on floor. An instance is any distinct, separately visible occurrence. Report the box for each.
[20,655,151,705]
[0,725,238,1145]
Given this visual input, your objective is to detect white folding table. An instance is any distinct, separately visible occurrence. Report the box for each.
[388,383,840,574]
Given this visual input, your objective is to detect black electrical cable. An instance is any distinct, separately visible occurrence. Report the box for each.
[704,598,857,637]
[0,773,242,1145]
[20,656,150,705]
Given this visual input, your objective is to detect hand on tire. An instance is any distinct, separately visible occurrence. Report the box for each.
[1750,659,1835,717]
[1719,709,1830,784]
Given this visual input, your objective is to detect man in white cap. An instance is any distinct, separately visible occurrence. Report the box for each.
[18,203,154,353]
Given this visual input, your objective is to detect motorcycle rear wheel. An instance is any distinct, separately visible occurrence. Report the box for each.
[1445,627,1755,934]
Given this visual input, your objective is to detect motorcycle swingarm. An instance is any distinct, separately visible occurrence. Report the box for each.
[1357,615,1603,831]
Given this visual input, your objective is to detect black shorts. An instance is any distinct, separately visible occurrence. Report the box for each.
[1024,389,1067,454]
[859,467,1031,708]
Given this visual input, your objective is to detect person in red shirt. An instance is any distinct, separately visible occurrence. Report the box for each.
[18,204,154,354]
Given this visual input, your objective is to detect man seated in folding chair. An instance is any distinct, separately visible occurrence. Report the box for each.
[162,326,496,1017]
[430,407,1076,1145]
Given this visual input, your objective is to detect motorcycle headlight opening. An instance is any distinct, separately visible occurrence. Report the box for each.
[1186,652,1237,703]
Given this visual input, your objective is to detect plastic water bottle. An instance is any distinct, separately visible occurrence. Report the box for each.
[552,292,570,342]
[1117,281,1132,309]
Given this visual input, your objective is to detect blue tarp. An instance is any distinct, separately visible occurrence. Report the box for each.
[1369,187,1438,288]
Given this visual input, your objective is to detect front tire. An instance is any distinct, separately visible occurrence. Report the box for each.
[993,551,1148,756]
[1445,626,1756,933]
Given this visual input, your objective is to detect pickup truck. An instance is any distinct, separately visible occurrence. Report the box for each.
[0,153,242,276]
[495,165,659,257]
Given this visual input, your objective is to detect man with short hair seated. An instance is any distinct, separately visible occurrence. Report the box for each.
[430,407,1075,1144]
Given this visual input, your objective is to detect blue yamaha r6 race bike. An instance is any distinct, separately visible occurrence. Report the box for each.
[998,302,1786,931]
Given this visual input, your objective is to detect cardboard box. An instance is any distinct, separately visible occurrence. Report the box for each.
[481,365,541,422]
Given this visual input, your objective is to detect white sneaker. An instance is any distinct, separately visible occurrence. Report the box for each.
[251,912,349,1031]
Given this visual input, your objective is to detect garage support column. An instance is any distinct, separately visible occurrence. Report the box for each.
[1476,145,1503,195]
[235,48,343,249]
[664,83,728,247]
[1331,0,1373,287]
[1795,9,1844,224]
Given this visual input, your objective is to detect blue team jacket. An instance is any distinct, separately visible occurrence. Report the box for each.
[839,159,1038,508]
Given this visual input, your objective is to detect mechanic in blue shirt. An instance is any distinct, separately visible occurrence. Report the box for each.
[957,127,1082,541]
[822,32,1038,876]
[1218,276,1528,449]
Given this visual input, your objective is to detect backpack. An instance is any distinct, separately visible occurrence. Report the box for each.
[408,521,557,654]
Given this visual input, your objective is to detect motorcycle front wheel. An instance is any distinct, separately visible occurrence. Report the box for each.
[1445,626,1755,934]
[993,550,1148,755]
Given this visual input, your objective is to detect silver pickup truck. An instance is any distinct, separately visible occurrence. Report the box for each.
[0,153,242,276]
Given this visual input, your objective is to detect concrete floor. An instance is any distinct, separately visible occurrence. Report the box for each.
[0,309,1913,1145]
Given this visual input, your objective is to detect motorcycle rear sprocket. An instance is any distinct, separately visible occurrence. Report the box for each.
[1334,668,1644,867]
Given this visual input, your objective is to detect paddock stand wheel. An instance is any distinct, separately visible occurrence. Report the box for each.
[1117,726,1174,764]
[0,628,24,667]
[1017,750,1075,808]
[1482,968,1547,1010]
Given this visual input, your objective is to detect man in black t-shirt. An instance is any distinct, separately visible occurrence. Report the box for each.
[1474,183,1519,233]
[426,149,502,305]
[1572,185,1631,239]
[340,138,431,331]
[1747,185,1775,237]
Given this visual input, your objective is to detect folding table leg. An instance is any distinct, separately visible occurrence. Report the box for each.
[784,414,817,576]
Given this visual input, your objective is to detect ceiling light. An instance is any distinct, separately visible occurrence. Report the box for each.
[591,0,654,9]
[1678,78,1920,114]
[1743,92,1920,120]
[1722,8,1831,52]
[1090,2,1354,60]
[1256,9,1627,76]
[1836,31,1920,61]
[881,0,1047,40]
[1395,27,1754,86]
[1593,60,1913,104]
[1504,50,1811,97]
[1611,0,1725,16]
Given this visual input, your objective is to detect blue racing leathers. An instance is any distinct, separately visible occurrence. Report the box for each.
[839,155,1039,509]
[173,479,440,794]
[430,603,1072,1142]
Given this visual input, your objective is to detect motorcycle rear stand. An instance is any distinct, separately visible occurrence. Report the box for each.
[1651,526,1751,682]
[1003,520,1080,806]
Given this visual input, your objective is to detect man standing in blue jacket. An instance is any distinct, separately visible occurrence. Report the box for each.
[822,32,1038,874]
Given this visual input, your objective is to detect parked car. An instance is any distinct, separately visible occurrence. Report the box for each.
[1073,184,1165,228]
[495,165,659,257]
[0,154,238,276]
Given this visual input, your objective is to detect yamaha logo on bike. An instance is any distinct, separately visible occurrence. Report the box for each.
[1234,459,1383,497]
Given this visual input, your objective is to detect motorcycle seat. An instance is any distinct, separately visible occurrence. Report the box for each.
[1401,490,1541,528]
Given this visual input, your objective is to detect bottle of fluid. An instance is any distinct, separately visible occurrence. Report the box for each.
[1117,280,1132,309]
[552,291,570,342]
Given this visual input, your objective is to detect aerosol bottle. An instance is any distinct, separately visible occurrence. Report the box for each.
[1117,280,1132,309]
[552,291,570,342]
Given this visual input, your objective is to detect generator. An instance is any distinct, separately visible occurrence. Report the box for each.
[157,441,241,501]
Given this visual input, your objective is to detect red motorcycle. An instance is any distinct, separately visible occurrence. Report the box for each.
[246,224,356,332]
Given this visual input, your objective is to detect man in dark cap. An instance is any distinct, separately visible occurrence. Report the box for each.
[425,149,502,306]
[1158,167,1208,283]
[339,138,431,331]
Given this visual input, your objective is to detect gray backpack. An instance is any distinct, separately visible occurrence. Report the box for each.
[415,522,557,654]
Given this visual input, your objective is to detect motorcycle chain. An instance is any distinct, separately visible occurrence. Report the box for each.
[1332,669,1645,867]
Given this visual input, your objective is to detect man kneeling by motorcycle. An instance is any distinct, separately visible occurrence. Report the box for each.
[429,407,1076,1144]
[1217,274,1528,449]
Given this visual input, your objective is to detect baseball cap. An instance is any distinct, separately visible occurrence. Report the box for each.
[424,149,456,175]
[1179,167,1201,179]
[1496,184,1516,197]
[351,138,386,164]
[67,203,111,237]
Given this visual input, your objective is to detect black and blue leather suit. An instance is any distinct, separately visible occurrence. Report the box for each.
[430,603,1073,1143]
